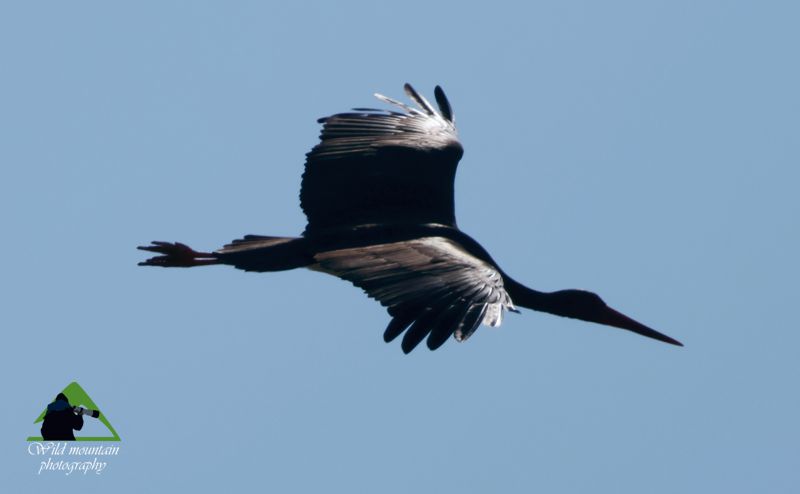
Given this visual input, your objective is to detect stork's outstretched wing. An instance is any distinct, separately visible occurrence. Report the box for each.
[315,236,515,353]
[300,84,463,235]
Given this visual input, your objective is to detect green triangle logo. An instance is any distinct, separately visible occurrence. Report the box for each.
[28,381,121,441]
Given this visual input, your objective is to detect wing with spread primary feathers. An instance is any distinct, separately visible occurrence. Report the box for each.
[300,84,463,235]
[314,237,515,353]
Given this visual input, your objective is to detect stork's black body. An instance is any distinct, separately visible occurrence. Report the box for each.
[139,84,682,353]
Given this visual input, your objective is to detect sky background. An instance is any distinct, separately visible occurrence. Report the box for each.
[2,1,798,492]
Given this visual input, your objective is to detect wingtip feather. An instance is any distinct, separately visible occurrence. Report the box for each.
[434,86,454,122]
[403,83,437,116]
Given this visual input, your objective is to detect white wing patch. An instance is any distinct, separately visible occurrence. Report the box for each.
[314,236,515,351]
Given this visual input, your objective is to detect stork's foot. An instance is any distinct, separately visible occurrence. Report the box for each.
[137,241,219,267]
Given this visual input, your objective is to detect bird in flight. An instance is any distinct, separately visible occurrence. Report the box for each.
[139,84,682,353]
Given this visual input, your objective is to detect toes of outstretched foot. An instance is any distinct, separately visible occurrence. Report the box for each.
[137,241,211,267]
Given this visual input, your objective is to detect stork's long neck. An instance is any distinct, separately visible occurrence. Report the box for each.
[502,277,563,316]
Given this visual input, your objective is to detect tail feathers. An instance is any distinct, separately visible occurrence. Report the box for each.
[137,241,219,268]
[217,235,299,254]
[215,235,312,272]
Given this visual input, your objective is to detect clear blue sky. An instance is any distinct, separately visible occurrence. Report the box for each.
[2,1,798,492]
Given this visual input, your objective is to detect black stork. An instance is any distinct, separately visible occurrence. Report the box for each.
[139,84,682,353]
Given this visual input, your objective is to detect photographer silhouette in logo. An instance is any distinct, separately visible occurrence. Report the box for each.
[41,393,84,440]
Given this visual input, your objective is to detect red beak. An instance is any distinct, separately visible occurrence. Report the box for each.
[598,306,683,346]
